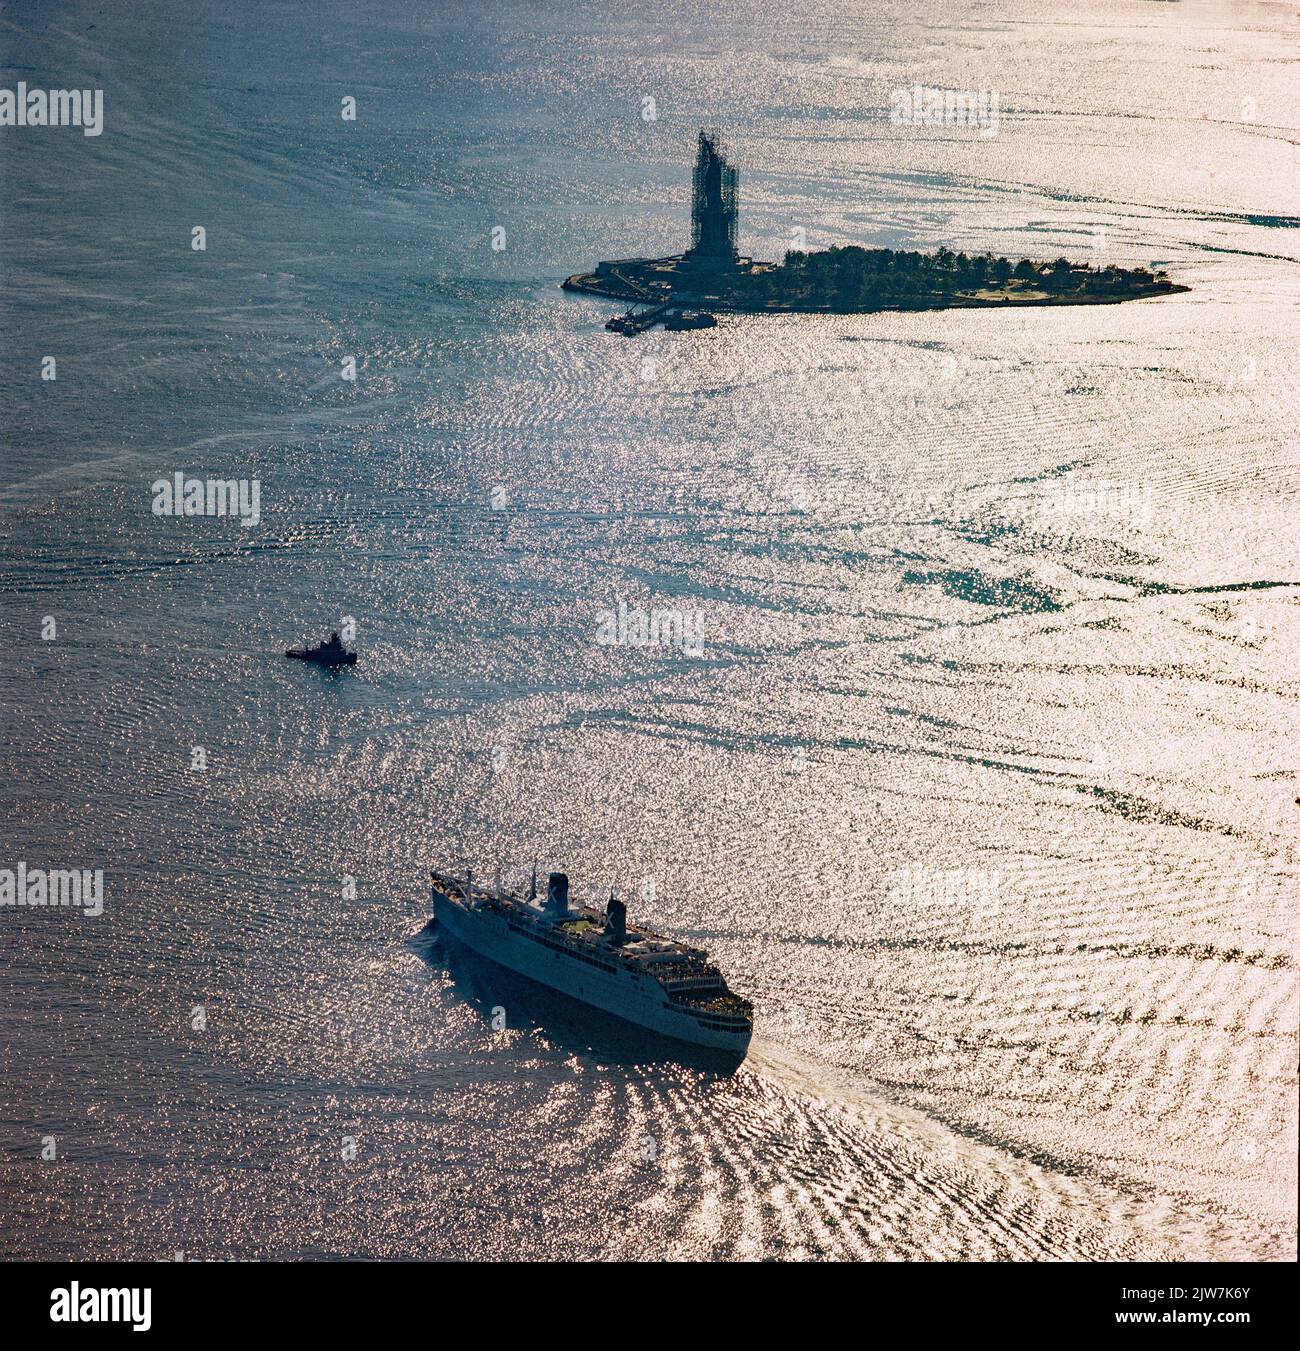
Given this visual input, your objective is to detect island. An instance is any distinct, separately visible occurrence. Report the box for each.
[563,132,1188,332]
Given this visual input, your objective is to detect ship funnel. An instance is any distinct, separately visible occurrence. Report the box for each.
[604,892,627,944]
[545,872,570,916]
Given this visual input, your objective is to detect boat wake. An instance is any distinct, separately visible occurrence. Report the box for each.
[742,1038,1285,1261]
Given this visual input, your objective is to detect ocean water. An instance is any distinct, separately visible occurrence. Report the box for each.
[0,0,1296,1260]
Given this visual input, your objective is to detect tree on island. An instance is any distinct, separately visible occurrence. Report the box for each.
[740,242,1159,309]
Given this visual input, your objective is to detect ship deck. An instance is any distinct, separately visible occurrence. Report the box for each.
[431,870,752,1018]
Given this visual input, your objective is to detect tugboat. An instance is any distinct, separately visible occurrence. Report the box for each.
[284,631,357,667]
[606,306,655,336]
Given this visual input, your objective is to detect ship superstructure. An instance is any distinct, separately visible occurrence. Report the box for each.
[430,868,752,1055]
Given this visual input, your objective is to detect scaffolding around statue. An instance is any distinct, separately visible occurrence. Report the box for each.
[686,129,739,267]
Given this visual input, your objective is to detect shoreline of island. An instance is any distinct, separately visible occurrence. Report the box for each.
[562,267,1190,314]
[562,247,1189,320]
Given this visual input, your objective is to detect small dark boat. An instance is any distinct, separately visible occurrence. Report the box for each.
[605,309,640,335]
[662,309,717,331]
[285,631,357,667]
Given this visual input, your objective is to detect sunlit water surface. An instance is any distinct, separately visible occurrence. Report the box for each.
[0,0,1296,1259]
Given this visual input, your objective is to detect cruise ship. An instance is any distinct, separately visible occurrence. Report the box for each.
[430,868,753,1056]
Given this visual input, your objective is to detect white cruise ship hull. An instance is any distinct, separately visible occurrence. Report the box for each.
[433,889,751,1056]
